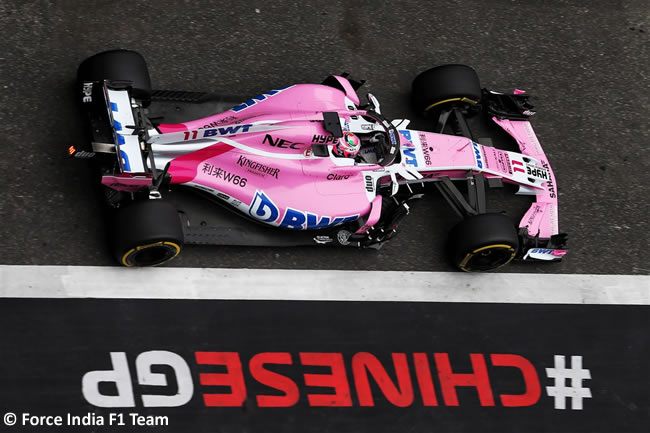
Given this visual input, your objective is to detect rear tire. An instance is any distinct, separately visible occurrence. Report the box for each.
[113,199,184,267]
[77,49,151,104]
[447,213,519,272]
[412,64,481,113]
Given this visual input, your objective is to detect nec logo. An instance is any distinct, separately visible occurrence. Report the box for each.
[263,134,302,149]
[472,142,483,169]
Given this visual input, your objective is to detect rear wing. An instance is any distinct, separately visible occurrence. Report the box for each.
[76,80,146,173]
[103,83,146,173]
[76,81,154,192]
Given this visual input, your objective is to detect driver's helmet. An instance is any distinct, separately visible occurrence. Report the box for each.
[333,132,361,158]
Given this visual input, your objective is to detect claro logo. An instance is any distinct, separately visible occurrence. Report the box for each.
[82,351,546,408]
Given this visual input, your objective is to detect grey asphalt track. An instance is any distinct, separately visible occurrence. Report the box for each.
[0,0,648,274]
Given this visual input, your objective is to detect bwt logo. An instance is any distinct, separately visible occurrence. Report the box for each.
[472,142,483,169]
[249,191,280,223]
[81,351,591,410]
[203,124,252,137]
[399,130,419,167]
[248,191,358,230]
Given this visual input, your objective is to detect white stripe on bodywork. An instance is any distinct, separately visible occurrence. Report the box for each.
[151,137,311,167]
[414,163,545,192]
[148,122,292,145]
[217,137,310,160]
[183,181,251,213]
[0,266,648,305]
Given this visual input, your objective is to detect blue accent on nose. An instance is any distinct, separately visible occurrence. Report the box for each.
[117,134,125,145]
[113,120,122,131]
[110,102,118,112]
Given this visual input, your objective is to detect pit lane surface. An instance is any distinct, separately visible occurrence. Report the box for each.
[0,0,648,274]
[0,266,648,433]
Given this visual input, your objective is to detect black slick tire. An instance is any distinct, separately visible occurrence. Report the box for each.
[77,49,151,104]
[113,199,184,267]
[447,213,519,272]
[412,64,481,113]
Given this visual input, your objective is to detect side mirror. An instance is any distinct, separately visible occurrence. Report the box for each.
[367,93,381,114]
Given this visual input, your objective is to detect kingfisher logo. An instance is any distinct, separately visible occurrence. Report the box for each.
[472,142,483,169]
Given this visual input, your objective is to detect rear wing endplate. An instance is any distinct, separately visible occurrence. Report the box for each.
[103,83,146,173]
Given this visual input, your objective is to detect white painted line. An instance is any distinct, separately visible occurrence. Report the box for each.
[1,265,648,304]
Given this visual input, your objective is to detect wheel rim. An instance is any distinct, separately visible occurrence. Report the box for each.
[424,96,479,112]
[122,241,181,267]
[459,244,516,272]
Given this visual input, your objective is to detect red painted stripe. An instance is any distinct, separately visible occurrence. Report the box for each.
[168,143,234,184]
[157,123,189,133]
[514,167,525,173]
[512,160,524,166]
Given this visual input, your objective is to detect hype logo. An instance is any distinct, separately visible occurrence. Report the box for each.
[249,191,279,223]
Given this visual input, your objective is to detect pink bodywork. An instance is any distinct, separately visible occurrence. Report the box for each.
[101,174,152,192]
[395,121,561,239]
[151,82,379,229]
[492,118,560,238]
[139,78,560,239]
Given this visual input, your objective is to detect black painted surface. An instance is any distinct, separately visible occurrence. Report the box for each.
[0,299,647,432]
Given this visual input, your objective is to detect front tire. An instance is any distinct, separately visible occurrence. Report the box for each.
[412,64,482,113]
[113,199,184,267]
[447,213,519,272]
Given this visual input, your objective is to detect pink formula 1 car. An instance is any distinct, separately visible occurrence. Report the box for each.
[74,50,568,271]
